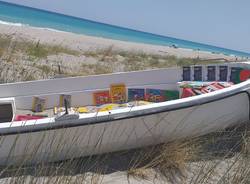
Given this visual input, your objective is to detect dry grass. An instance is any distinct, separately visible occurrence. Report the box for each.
[0,34,80,59]
[84,47,225,72]
[123,124,250,184]
[125,137,200,183]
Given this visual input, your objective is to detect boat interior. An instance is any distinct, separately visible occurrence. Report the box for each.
[0,62,250,123]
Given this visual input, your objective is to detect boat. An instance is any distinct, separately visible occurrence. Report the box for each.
[0,61,250,166]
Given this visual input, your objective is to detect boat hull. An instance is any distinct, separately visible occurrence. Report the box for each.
[0,91,248,166]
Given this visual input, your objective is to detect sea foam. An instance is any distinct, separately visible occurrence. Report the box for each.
[0,20,26,27]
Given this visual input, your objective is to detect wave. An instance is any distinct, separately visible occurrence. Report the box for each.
[0,20,27,27]
[0,19,67,34]
[34,27,67,33]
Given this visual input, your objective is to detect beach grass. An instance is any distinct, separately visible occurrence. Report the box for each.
[84,47,225,70]
[0,35,80,60]
[26,42,80,59]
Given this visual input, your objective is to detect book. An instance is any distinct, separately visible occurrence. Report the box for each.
[183,66,191,81]
[207,66,216,81]
[98,104,119,112]
[128,88,145,101]
[230,67,243,84]
[194,66,203,81]
[219,66,228,81]
[32,97,46,112]
[110,84,126,103]
[59,94,72,108]
[77,107,89,113]
[181,88,196,98]
[93,91,111,105]
[164,90,179,100]
[145,89,166,102]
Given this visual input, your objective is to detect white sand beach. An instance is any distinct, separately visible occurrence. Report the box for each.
[0,24,241,61]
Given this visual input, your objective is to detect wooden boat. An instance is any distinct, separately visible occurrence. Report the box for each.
[0,61,250,166]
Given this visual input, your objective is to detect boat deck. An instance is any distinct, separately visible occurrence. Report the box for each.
[13,81,235,122]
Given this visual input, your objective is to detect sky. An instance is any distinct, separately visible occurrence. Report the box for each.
[1,0,250,53]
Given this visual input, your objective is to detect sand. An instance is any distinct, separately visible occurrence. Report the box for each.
[0,24,242,61]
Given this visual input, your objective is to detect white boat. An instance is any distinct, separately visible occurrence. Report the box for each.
[0,61,250,166]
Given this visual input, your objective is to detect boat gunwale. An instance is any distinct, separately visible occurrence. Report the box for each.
[0,66,180,87]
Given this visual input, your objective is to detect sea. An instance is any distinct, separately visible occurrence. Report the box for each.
[0,1,249,58]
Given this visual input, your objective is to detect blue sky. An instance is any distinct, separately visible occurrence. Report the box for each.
[1,0,250,53]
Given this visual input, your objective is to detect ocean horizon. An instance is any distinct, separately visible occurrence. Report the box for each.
[0,1,249,58]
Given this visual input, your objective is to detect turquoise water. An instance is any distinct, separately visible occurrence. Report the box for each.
[0,1,249,58]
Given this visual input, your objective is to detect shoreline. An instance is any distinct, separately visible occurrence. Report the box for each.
[0,23,243,61]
